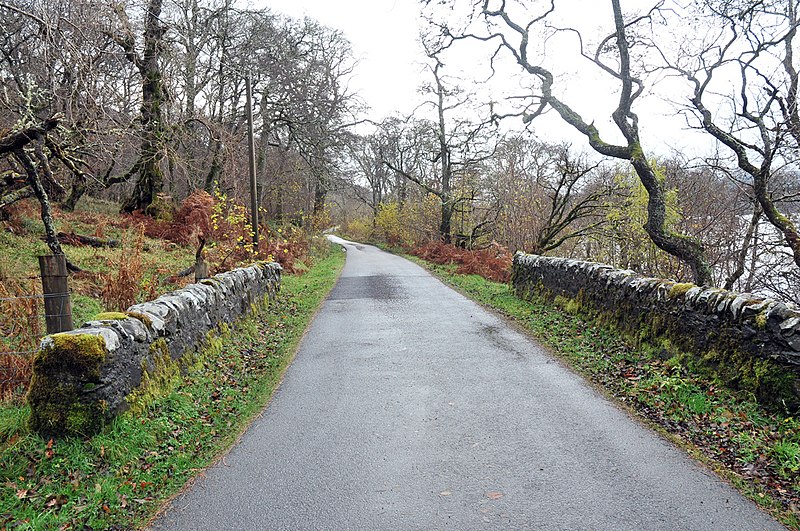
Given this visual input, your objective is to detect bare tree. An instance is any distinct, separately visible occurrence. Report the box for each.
[490,137,608,254]
[663,0,800,271]
[0,0,363,231]
[1,117,81,270]
[426,0,714,284]
[384,46,496,243]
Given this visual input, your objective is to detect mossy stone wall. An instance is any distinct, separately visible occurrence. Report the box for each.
[28,262,282,437]
[512,252,800,412]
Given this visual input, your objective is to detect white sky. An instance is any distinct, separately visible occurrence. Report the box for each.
[256,0,712,156]
[258,0,427,121]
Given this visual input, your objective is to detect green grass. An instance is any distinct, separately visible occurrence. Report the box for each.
[410,258,800,529]
[0,244,345,529]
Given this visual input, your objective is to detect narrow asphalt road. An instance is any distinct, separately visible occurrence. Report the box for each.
[151,237,782,530]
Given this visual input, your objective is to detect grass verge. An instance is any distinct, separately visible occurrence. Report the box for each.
[0,244,345,530]
[410,257,800,530]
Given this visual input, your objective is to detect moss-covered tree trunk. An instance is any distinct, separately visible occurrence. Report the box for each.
[121,0,166,214]
[440,198,454,244]
[754,168,800,269]
[629,157,712,285]
[13,148,82,273]
[481,0,713,285]
[536,1,712,284]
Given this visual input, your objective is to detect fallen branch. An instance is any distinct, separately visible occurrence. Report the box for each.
[57,232,120,248]
[163,264,194,284]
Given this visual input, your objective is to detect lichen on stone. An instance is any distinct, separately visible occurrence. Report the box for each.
[93,311,128,321]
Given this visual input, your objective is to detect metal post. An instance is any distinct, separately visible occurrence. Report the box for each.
[38,254,73,334]
[246,74,259,248]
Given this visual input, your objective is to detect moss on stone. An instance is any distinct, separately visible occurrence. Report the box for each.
[755,311,769,330]
[514,256,800,412]
[35,333,107,378]
[565,298,581,315]
[668,283,695,299]
[125,311,153,328]
[28,333,108,436]
[127,338,181,414]
[702,346,797,411]
[94,311,128,321]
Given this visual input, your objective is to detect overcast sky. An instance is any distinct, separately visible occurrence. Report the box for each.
[257,0,709,155]
[259,0,427,121]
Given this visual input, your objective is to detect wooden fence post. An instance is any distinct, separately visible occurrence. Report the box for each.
[38,254,73,334]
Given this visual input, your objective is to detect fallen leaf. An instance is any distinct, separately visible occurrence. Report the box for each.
[486,491,504,500]
[44,494,68,510]
[440,491,451,497]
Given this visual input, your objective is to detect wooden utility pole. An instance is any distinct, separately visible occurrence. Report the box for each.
[38,254,73,334]
[245,74,259,248]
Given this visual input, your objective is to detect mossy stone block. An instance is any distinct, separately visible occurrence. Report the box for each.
[28,333,108,436]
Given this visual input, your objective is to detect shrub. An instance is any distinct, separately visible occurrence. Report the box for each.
[99,225,145,311]
[411,241,512,283]
[0,277,40,399]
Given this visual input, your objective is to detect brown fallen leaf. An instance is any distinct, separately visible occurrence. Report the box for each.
[44,494,68,510]
[486,491,504,500]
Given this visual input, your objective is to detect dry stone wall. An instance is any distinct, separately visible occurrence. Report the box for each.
[512,252,800,411]
[28,262,282,437]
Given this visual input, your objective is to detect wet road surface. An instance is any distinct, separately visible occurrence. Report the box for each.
[151,237,781,530]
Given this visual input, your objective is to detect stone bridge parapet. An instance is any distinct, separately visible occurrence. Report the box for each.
[28,262,282,437]
[512,252,800,411]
